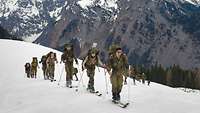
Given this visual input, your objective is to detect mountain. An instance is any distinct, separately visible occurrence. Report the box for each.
[36,0,200,69]
[0,0,67,42]
[0,39,199,113]
[1,0,200,69]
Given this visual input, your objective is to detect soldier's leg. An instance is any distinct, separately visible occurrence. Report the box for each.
[42,66,46,79]
[74,74,78,81]
[65,66,71,87]
[116,75,123,101]
[87,72,95,92]
[28,71,31,78]
[142,78,145,84]
[87,71,91,90]
[35,69,37,78]
[30,69,33,78]
[133,77,136,85]
[52,65,55,80]
[110,75,118,100]
[68,65,74,86]
[148,80,150,86]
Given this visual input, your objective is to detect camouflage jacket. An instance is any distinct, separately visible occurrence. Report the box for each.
[61,50,78,64]
[107,54,129,76]
[83,55,103,70]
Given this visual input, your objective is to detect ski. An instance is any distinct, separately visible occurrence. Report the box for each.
[88,90,102,96]
[112,100,129,108]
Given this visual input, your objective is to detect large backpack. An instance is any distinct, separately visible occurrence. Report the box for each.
[82,48,99,69]
[108,44,120,58]
[32,57,38,67]
[25,63,31,70]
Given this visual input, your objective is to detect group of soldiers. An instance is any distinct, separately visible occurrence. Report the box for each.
[24,43,149,102]
[24,51,58,81]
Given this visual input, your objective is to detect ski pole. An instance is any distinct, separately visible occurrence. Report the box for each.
[104,68,109,94]
[97,66,100,72]
[79,65,85,87]
[76,65,85,92]
[58,64,64,85]
[127,65,131,103]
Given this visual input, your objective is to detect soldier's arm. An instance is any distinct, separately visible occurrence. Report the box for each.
[106,58,113,75]
[97,56,105,68]
[82,56,88,70]
[73,54,78,64]
[123,54,129,77]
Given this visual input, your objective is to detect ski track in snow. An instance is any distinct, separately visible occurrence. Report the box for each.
[0,39,200,113]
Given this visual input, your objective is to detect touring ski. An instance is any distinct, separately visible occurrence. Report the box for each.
[112,100,129,108]
[87,90,102,96]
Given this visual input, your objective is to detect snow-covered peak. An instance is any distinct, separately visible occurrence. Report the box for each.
[77,0,118,11]
[182,0,200,5]
[0,0,67,42]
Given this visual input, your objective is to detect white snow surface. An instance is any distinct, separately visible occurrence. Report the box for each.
[77,0,118,10]
[0,39,200,113]
[22,32,43,42]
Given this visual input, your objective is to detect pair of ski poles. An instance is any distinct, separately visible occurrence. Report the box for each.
[57,63,85,88]
[104,65,131,103]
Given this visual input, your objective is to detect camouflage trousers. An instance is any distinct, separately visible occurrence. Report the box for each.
[65,63,73,85]
[47,64,55,80]
[42,64,47,80]
[110,73,123,100]
[25,69,31,78]
[87,70,95,91]
[31,66,37,78]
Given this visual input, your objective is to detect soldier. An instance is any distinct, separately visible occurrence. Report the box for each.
[31,57,39,78]
[129,66,136,85]
[82,47,105,92]
[61,44,78,88]
[46,52,58,82]
[106,46,129,102]
[39,55,48,80]
[24,62,31,78]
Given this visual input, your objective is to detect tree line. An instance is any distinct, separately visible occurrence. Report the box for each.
[134,64,200,90]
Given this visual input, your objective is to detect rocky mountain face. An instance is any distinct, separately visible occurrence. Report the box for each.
[1,0,200,69]
[0,0,67,42]
[0,26,17,40]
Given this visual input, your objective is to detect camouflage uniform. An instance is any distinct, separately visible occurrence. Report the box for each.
[46,52,58,81]
[61,44,78,87]
[31,57,39,78]
[82,48,103,92]
[39,55,48,80]
[25,63,31,78]
[107,47,128,101]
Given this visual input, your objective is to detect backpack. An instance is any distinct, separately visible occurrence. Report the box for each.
[64,43,73,52]
[82,47,100,69]
[25,63,31,69]
[108,44,120,58]
[31,57,38,67]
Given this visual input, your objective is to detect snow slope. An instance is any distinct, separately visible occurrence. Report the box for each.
[0,39,200,113]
